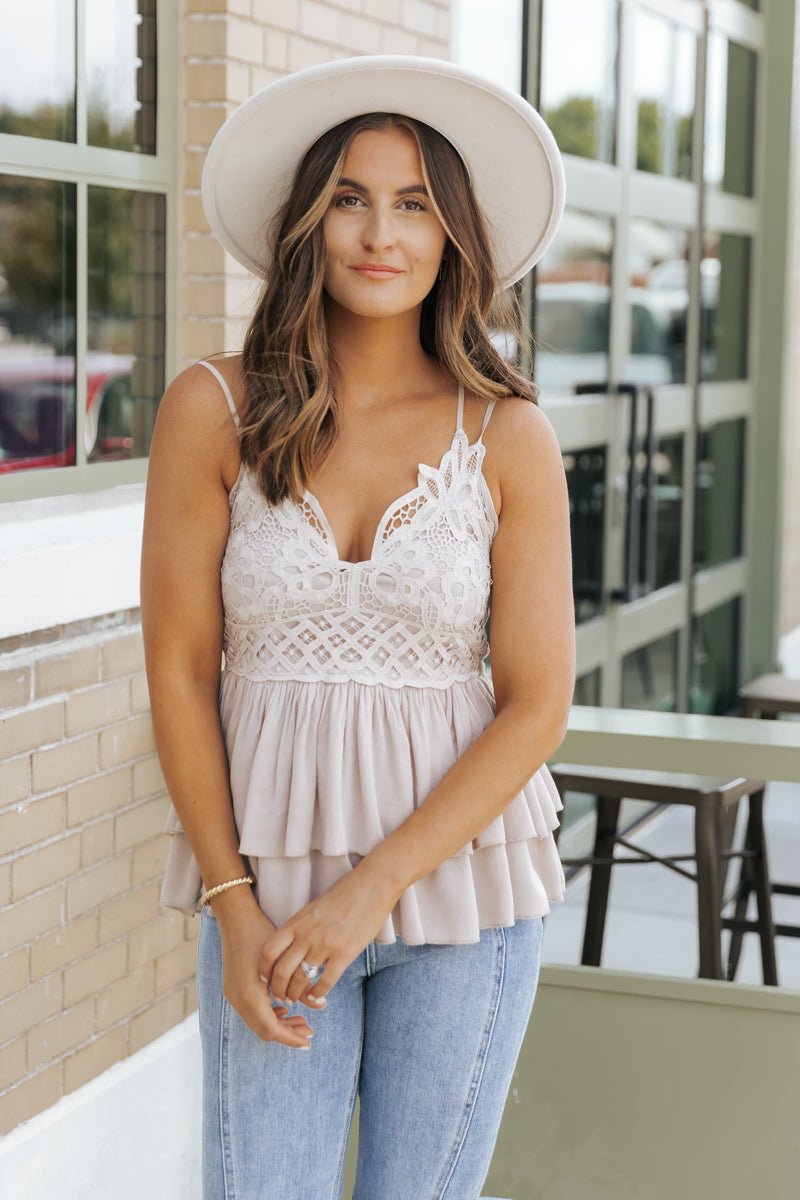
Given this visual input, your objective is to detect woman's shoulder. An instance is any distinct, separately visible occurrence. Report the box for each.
[161,354,246,427]
[478,394,565,515]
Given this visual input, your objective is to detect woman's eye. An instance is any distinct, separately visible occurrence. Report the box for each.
[336,193,363,208]
[402,199,425,212]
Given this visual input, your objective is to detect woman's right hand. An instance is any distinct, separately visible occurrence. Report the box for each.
[211,888,317,1049]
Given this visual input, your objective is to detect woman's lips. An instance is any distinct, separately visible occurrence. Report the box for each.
[351,265,402,278]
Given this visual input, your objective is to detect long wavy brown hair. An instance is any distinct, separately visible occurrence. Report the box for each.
[231,111,537,506]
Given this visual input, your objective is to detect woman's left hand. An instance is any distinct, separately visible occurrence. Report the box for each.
[257,864,397,1008]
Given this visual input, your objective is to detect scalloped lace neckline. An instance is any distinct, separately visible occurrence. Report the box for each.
[301,425,483,568]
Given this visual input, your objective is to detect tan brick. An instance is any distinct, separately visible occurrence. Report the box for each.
[0,887,64,956]
[32,735,98,793]
[184,64,226,103]
[0,1036,26,1092]
[183,190,211,234]
[65,680,129,738]
[30,913,98,982]
[252,0,300,31]
[129,673,151,715]
[99,715,155,771]
[0,1064,61,1136]
[0,664,31,710]
[0,702,63,758]
[183,277,226,317]
[155,938,198,994]
[184,14,227,56]
[181,319,226,360]
[12,834,82,903]
[299,0,342,43]
[184,977,198,1016]
[247,65,285,92]
[182,233,226,275]
[185,102,233,145]
[67,767,129,826]
[115,796,169,853]
[184,0,227,11]
[66,855,132,920]
[96,964,155,1031]
[341,13,382,53]
[128,912,188,970]
[129,989,185,1054]
[0,755,30,806]
[99,880,161,943]
[35,645,100,698]
[364,0,401,21]
[264,29,288,70]
[0,864,9,908]
[0,947,29,1001]
[415,34,447,56]
[80,818,114,867]
[26,998,94,1070]
[131,835,170,885]
[132,755,166,801]
[0,792,65,856]
[63,941,127,1008]
[381,24,417,53]
[288,34,335,71]
[0,975,62,1046]
[63,1026,126,1094]
[401,0,438,36]
[100,633,145,681]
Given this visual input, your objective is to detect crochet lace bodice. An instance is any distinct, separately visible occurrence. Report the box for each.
[212,363,499,688]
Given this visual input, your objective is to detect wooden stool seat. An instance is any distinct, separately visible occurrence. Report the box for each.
[549,762,778,985]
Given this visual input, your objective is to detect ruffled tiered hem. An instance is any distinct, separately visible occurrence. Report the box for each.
[159,670,566,945]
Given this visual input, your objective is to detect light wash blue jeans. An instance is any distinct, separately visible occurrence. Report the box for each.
[197,904,544,1200]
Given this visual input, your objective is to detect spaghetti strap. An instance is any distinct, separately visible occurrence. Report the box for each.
[455,382,464,434]
[477,399,496,444]
[198,359,239,428]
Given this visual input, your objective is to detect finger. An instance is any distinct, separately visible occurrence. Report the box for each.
[269,946,309,1004]
[258,925,296,982]
[286,958,330,1005]
[303,958,343,1004]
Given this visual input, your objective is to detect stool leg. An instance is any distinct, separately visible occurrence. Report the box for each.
[581,794,621,967]
[695,799,724,979]
[725,842,753,982]
[747,787,779,986]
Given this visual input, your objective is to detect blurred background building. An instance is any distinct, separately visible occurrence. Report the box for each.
[0,0,798,1182]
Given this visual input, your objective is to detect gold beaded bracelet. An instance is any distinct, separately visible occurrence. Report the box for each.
[198,875,256,908]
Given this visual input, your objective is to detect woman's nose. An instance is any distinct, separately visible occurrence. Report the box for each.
[361,206,395,251]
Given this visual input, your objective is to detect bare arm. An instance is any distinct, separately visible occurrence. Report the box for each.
[140,361,315,1045]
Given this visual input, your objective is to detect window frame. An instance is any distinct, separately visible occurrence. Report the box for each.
[0,0,177,502]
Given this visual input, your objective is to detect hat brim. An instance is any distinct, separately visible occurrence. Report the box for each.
[201,55,565,290]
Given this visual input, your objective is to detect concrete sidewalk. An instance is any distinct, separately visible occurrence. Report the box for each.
[541,779,800,990]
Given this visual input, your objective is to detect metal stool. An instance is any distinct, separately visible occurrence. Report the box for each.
[729,674,800,978]
[549,764,778,984]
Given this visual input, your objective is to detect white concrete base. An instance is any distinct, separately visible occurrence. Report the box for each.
[0,1015,202,1200]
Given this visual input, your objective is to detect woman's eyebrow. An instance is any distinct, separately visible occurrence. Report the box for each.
[337,176,429,197]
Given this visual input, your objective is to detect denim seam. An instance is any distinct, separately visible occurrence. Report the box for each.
[219,996,236,1199]
[332,983,366,1199]
[434,927,507,1199]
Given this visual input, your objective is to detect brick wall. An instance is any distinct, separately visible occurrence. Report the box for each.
[181,0,452,365]
[780,117,800,637]
[0,616,195,1134]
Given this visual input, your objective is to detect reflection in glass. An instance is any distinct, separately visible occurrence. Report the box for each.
[627,221,690,385]
[86,0,157,154]
[451,0,522,91]
[0,177,76,473]
[700,232,751,381]
[705,33,757,197]
[634,9,695,181]
[693,419,745,571]
[534,209,613,394]
[689,597,741,716]
[621,631,679,712]
[87,187,166,463]
[0,0,75,142]
[564,446,606,624]
[648,434,684,591]
[540,0,618,163]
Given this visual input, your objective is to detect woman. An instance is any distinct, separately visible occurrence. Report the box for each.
[141,56,574,1200]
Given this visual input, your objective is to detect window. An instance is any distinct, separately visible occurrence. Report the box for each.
[0,0,174,498]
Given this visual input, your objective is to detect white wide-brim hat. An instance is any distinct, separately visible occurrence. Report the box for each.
[202,54,565,291]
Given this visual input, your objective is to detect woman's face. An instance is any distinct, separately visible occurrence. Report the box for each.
[321,126,448,321]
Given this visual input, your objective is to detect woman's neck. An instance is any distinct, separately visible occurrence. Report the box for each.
[325,303,445,408]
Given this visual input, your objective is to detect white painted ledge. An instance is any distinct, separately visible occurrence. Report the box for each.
[0,1014,202,1199]
[0,485,145,639]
